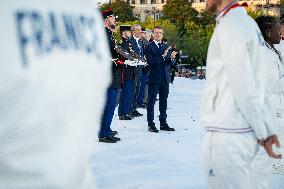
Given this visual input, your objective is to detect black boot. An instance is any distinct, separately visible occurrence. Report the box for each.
[119,115,132,120]
[148,122,159,133]
[132,110,143,117]
[111,130,118,136]
[160,123,175,131]
[99,136,117,143]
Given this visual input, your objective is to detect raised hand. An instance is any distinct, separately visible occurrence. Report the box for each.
[170,51,178,60]
[162,47,171,58]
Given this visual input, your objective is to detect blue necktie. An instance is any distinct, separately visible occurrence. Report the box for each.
[138,40,143,57]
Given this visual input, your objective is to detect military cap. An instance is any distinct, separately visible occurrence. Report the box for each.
[141,27,146,32]
[120,25,131,34]
[101,8,116,19]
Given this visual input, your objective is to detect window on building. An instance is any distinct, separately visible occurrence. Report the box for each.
[151,0,156,4]
[161,0,165,3]
[131,0,135,4]
[135,14,140,18]
[140,0,146,4]
[156,14,159,19]
[127,0,131,4]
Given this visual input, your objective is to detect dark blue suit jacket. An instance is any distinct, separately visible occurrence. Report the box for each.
[145,41,175,84]
[128,37,144,58]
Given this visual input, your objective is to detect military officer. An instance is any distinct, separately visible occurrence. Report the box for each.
[99,8,124,143]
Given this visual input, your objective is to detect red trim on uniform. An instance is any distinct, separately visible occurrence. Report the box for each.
[222,3,241,17]
[116,60,125,65]
[101,8,113,14]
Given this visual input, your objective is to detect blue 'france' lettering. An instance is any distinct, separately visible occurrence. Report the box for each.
[48,12,67,51]
[30,12,45,54]
[62,15,79,50]
[15,10,100,66]
[15,11,29,66]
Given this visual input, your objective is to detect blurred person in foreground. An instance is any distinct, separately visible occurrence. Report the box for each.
[200,0,281,188]
[0,0,110,188]
[275,17,284,61]
[252,15,284,185]
[255,16,284,175]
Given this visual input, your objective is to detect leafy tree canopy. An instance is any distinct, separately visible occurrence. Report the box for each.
[162,0,199,35]
[99,0,136,22]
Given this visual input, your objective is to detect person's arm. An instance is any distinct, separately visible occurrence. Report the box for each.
[218,22,275,141]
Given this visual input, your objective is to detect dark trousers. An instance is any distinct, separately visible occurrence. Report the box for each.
[99,87,118,138]
[131,67,142,112]
[147,83,169,125]
[170,69,175,83]
[137,72,148,107]
[118,80,134,116]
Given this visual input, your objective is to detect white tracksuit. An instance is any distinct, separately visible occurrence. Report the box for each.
[0,1,111,188]
[200,6,278,189]
[262,42,284,144]
[251,42,284,188]
[272,41,284,172]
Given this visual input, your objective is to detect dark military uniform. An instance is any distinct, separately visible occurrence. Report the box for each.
[99,28,124,139]
[118,37,136,118]
[106,28,124,89]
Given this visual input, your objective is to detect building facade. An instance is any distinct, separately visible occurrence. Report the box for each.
[111,0,280,21]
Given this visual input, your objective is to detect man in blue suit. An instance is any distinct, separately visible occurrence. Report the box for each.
[128,24,145,118]
[145,26,177,133]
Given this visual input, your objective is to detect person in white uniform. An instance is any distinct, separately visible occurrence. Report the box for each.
[0,0,110,188]
[200,0,282,188]
[266,16,284,174]
[275,18,284,58]
[250,16,284,188]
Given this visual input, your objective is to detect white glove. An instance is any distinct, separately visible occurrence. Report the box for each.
[125,60,137,66]
[136,60,147,66]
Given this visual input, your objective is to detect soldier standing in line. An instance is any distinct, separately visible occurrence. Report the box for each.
[98,8,124,143]
[118,25,136,120]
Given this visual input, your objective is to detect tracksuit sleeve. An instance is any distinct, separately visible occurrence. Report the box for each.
[217,25,276,140]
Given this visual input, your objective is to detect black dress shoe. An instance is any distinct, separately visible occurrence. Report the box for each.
[148,123,159,133]
[133,110,143,117]
[130,112,138,117]
[111,130,118,136]
[141,103,147,109]
[99,136,117,143]
[119,115,132,120]
[160,123,175,131]
[112,136,121,141]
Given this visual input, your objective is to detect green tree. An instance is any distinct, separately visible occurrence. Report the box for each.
[197,10,216,26]
[247,8,263,19]
[119,2,216,67]
[184,21,214,66]
[99,0,136,22]
[162,0,198,36]
[281,0,284,16]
